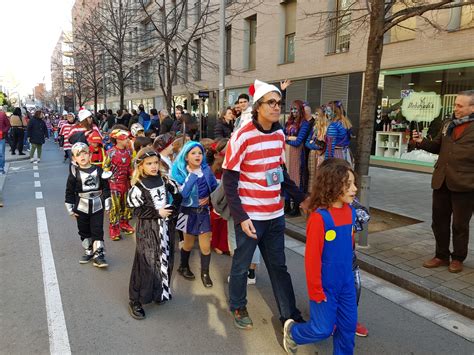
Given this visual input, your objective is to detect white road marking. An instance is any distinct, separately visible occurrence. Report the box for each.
[284,235,474,342]
[34,172,40,178]
[35,181,41,188]
[35,192,43,199]
[36,207,71,355]
[33,165,38,171]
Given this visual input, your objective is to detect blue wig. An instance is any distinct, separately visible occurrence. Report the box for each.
[171,141,208,184]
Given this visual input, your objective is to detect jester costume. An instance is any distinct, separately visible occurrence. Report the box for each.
[104,131,134,240]
[87,130,106,167]
[290,204,357,355]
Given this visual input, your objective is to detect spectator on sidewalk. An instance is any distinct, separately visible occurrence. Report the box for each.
[0,108,11,174]
[159,109,173,135]
[412,90,474,273]
[138,104,151,131]
[223,79,305,330]
[27,110,49,163]
[9,107,28,155]
[214,107,235,139]
[128,109,139,130]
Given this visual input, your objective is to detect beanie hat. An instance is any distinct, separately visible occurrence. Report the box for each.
[252,79,281,103]
[78,108,92,122]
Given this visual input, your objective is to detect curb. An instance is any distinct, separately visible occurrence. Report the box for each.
[285,223,474,320]
[0,162,9,207]
[6,155,29,163]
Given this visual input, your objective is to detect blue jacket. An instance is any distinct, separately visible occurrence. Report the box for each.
[179,165,218,208]
[285,120,310,147]
[138,111,151,130]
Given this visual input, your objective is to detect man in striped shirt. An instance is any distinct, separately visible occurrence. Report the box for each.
[223,79,306,330]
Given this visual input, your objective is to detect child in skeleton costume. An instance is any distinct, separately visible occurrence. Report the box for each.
[103,128,134,240]
[65,142,111,268]
[126,147,182,320]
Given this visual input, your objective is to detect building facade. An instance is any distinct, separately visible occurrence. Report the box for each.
[71,0,474,166]
[51,31,75,112]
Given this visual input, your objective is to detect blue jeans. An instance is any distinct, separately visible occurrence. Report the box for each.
[229,215,301,322]
[0,139,5,172]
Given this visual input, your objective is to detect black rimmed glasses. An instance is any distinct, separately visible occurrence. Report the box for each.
[261,99,282,108]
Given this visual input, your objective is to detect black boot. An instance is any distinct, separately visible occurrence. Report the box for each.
[178,249,195,280]
[200,253,213,287]
[128,301,145,320]
[288,200,301,217]
[284,199,291,214]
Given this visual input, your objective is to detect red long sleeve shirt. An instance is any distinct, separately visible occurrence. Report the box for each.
[305,204,353,302]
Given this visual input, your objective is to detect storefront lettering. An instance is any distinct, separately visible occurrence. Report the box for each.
[401,91,442,122]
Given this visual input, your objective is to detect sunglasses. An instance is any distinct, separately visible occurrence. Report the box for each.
[261,99,282,108]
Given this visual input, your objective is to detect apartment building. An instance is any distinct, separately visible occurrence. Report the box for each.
[51,31,75,112]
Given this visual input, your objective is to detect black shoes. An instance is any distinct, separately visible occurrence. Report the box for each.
[79,249,94,264]
[19,153,26,156]
[178,266,195,280]
[92,250,108,268]
[201,272,213,288]
[128,301,145,320]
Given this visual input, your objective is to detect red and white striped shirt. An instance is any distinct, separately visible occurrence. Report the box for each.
[59,122,75,150]
[223,121,285,220]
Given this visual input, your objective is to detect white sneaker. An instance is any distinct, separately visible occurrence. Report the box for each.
[30,158,34,163]
[37,159,41,163]
[247,274,256,285]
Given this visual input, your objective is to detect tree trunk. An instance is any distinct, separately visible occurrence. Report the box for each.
[355,0,385,179]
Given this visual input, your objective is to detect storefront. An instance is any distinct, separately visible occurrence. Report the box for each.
[372,61,474,171]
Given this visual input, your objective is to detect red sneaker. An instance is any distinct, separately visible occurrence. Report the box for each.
[109,225,121,240]
[120,220,135,234]
[356,322,368,337]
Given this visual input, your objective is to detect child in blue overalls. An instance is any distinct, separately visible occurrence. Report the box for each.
[283,158,358,355]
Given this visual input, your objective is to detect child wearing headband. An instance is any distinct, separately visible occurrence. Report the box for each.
[171,141,218,288]
[126,147,182,320]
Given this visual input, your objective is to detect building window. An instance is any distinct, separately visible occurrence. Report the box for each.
[327,0,351,54]
[284,0,296,63]
[183,0,188,29]
[142,21,153,49]
[194,0,201,23]
[141,60,154,90]
[225,26,232,75]
[383,1,416,44]
[248,16,257,70]
[172,48,178,85]
[194,38,201,81]
[182,45,189,83]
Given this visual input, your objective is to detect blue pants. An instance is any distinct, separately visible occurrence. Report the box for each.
[291,287,357,355]
[228,216,301,322]
[0,139,5,172]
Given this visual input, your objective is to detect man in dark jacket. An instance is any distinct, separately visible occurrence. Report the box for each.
[27,110,49,163]
[106,109,116,131]
[0,109,11,174]
[413,90,474,273]
[159,109,174,135]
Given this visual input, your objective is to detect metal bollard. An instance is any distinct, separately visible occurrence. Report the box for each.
[358,175,371,247]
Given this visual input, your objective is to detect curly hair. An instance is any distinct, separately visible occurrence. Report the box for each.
[307,158,355,210]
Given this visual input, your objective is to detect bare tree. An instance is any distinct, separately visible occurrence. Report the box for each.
[85,0,150,109]
[73,21,105,113]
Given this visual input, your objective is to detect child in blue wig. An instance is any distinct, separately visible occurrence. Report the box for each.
[171,141,218,288]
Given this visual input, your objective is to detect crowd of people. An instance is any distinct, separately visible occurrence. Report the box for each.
[0,78,369,354]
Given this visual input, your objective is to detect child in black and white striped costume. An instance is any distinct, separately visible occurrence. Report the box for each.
[126,147,182,320]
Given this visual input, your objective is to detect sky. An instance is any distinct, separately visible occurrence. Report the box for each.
[0,0,75,96]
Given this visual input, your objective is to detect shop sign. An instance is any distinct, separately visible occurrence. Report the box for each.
[401,91,442,122]
[198,90,209,98]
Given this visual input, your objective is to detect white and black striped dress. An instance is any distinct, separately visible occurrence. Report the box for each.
[127,175,181,304]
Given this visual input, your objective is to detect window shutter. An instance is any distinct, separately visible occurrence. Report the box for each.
[321,74,349,107]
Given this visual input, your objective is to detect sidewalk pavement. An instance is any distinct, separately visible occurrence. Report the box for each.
[286,167,474,319]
